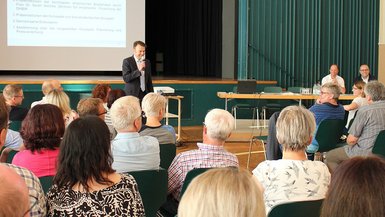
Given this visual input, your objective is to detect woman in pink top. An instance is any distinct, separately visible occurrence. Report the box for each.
[12,104,65,177]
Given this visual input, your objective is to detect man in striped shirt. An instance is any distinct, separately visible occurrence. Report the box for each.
[167,109,239,203]
[326,81,385,171]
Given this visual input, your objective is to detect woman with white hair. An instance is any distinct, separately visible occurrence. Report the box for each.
[139,93,176,144]
[253,106,330,215]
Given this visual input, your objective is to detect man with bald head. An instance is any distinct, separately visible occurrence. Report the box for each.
[353,64,376,84]
[321,64,346,94]
[31,79,63,108]
[0,164,30,217]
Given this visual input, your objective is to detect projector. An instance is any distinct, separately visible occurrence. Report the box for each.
[153,86,175,95]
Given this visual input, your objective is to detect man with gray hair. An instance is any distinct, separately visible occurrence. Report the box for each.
[306,83,345,157]
[326,81,385,171]
[110,96,160,172]
[77,98,106,120]
[2,84,29,121]
[167,109,239,206]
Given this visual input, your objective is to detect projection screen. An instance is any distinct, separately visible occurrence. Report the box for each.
[0,0,145,71]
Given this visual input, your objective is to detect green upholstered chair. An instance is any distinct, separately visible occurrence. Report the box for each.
[128,169,168,217]
[159,143,176,170]
[268,199,324,217]
[39,176,54,194]
[262,86,284,120]
[9,121,22,131]
[0,148,19,163]
[316,119,345,153]
[231,86,260,129]
[372,130,385,158]
[179,168,212,199]
[287,86,303,93]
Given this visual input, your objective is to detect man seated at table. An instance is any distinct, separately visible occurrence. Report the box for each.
[321,64,346,94]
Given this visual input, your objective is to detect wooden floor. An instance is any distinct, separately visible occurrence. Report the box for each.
[177,120,268,172]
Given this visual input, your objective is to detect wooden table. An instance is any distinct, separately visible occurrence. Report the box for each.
[217,92,355,110]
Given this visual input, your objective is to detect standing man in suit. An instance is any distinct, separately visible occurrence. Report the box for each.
[122,41,154,100]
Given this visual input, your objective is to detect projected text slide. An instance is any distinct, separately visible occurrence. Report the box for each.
[7,0,126,47]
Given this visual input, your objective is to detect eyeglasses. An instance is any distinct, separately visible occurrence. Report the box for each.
[14,95,24,99]
[97,110,107,116]
[320,91,331,95]
[137,111,146,119]
[23,195,38,216]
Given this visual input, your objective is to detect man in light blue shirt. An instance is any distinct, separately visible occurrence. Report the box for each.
[110,96,160,173]
[5,129,23,150]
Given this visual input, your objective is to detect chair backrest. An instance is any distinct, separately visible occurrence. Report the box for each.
[264,86,283,93]
[316,119,345,153]
[128,169,168,217]
[39,176,54,194]
[268,199,324,217]
[8,121,22,131]
[0,148,19,163]
[287,87,302,93]
[179,168,212,199]
[159,143,176,170]
[372,130,385,157]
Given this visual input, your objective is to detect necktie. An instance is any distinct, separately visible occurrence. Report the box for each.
[138,60,145,92]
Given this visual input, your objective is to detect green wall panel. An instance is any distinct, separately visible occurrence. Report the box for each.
[245,0,379,93]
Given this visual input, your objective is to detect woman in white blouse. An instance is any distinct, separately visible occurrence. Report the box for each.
[344,80,368,129]
[253,105,330,215]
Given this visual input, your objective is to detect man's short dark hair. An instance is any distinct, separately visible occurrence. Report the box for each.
[133,40,146,48]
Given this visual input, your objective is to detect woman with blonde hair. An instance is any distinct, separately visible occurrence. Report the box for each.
[343,80,368,128]
[46,89,78,126]
[253,105,330,215]
[178,167,265,217]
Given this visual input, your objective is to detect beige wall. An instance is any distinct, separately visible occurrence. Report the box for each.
[379,0,385,84]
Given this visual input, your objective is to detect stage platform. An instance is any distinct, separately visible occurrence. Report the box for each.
[0,75,277,85]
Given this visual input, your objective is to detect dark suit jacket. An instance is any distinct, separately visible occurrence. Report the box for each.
[122,56,154,99]
[353,74,376,83]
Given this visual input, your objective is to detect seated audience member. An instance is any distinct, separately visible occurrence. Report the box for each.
[0,97,46,217]
[12,104,65,177]
[321,156,385,217]
[105,89,126,139]
[46,116,145,216]
[326,81,385,171]
[167,109,239,213]
[77,98,106,119]
[140,93,176,144]
[4,129,23,150]
[178,167,265,217]
[307,83,345,156]
[46,89,78,126]
[91,84,111,122]
[343,80,368,129]
[110,96,160,172]
[2,84,29,121]
[50,79,63,91]
[253,106,330,215]
[0,164,30,217]
[321,64,346,93]
[31,80,53,108]
[4,163,47,216]
[107,89,127,110]
[353,64,376,84]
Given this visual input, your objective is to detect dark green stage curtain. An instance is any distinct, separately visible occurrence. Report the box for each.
[247,0,379,92]
[146,0,222,77]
